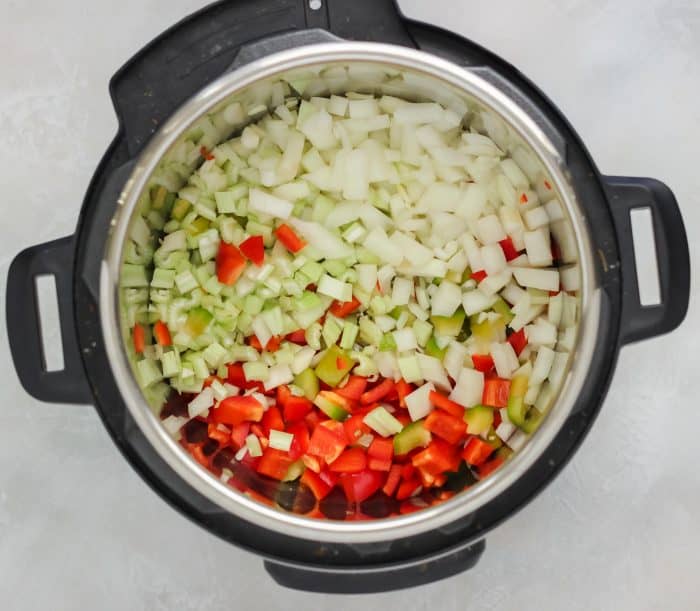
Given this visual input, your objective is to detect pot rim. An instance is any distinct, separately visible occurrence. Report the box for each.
[100,41,600,543]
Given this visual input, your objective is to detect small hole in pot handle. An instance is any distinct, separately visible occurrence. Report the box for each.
[309,0,322,10]
[629,207,661,306]
[35,275,65,372]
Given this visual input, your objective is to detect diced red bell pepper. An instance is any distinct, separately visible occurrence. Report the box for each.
[307,420,347,464]
[200,145,215,161]
[343,413,371,445]
[360,378,395,405]
[283,396,313,423]
[329,447,367,473]
[275,223,306,253]
[367,437,393,472]
[470,269,487,282]
[211,395,264,426]
[471,353,495,373]
[226,363,246,387]
[285,329,307,344]
[301,468,333,500]
[395,478,421,501]
[507,328,527,356]
[424,409,467,445]
[462,436,496,466]
[395,379,413,408]
[239,235,265,267]
[329,296,361,318]
[499,237,520,262]
[478,455,505,478]
[482,377,511,408]
[339,469,384,503]
[428,390,465,418]
[153,320,172,346]
[133,323,146,354]
[261,405,284,436]
[400,463,416,480]
[412,439,460,476]
[335,375,368,401]
[248,334,281,352]
[551,239,562,262]
[216,242,247,285]
[230,422,250,449]
[207,423,230,446]
[493,410,502,429]
[286,421,310,460]
[382,464,402,496]
[189,444,210,468]
[257,448,294,481]
[304,409,322,432]
[276,384,292,407]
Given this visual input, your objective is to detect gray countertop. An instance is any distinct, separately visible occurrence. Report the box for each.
[1,1,698,609]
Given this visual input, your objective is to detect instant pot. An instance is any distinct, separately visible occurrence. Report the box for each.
[6,0,690,593]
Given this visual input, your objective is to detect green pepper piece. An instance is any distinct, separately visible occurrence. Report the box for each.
[294,368,319,401]
[507,375,530,428]
[171,198,191,221]
[393,420,432,455]
[313,393,350,421]
[521,407,543,434]
[314,345,355,387]
[464,405,494,436]
[430,308,466,338]
[379,333,397,352]
[492,296,515,325]
[424,335,447,360]
[185,307,213,337]
[150,185,169,210]
[485,426,503,450]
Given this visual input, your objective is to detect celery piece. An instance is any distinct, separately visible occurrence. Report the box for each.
[262,306,284,336]
[246,219,274,243]
[186,353,210,379]
[521,407,543,434]
[379,333,397,352]
[296,291,321,311]
[203,276,222,296]
[464,406,494,436]
[314,345,355,387]
[203,342,228,368]
[161,350,182,378]
[393,420,431,455]
[294,368,320,400]
[369,296,389,316]
[151,268,176,289]
[322,317,342,348]
[340,321,359,351]
[121,264,149,288]
[363,406,403,437]
[430,309,466,338]
[215,191,238,214]
[412,319,432,347]
[137,358,163,388]
[323,259,347,278]
[311,194,333,223]
[175,270,199,294]
[171,198,191,220]
[359,317,383,347]
[492,296,515,325]
[398,355,422,384]
[184,307,213,337]
[243,361,269,381]
[243,294,264,315]
[425,335,447,360]
[300,260,324,284]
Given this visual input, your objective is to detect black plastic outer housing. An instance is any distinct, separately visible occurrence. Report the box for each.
[6,0,689,595]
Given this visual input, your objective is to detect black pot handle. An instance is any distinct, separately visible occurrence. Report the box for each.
[604,176,690,345]
[6,236,92,404]
[263,539,485,593]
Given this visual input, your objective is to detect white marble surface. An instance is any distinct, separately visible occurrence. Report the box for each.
[1,1,698,609]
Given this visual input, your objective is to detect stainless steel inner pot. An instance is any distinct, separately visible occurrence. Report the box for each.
[100,42,599,543]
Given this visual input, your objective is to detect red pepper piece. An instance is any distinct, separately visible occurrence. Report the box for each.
[382,464,402,496]
[329,296,361,318]
[230,422,250,449]
[301,468,333,500]
[200,145,215,161]
[411,439,460,476]
[498,237,520,262]
[360,378,395,405]
[261,405,284,436]
[216,242,246,285]
[395,478,421,501]
[471,353,495,373]
[395,379,413,408]
[275,223,306,253]
[343,413,370,444]
[339,469,384,503]
[462,436,496,466]
[133,323,146,354]
[153,320,172,346]
[470,269,487,282]
[424,409,467,445]
[239,235,265,267]
[329,447,367,473]
[211,395,265,426]
[283,395,313,423]
[307,420,348,464]
[286,421,310,460]
[428,390,465,418]
[286,329,307,344]
[335,375,368,401]
[507,328,527,356]
[482,377,511,408]
[478,455,506,478]
[367,437,393,472]
[257,448,294,480]
[207,423,230,447]
[519,192,529,204]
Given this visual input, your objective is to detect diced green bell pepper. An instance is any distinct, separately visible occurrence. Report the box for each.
[430,308,466,338]
[294,368,319,401]
[424,335,447,360]
[313,393,350,421]
[464,405,494,436]
[185,307,213,337]
[393,420,431,455]
[314,345,355,387]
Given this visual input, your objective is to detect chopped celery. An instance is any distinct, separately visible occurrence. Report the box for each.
[393,420,431,455]
[464,405,494,436]
[311,194,333,223]
[507,375,531,429]
[424,335,447,360]
[398,355,422,384]
[305,322,322,350]
[294,368,320,400]
[171,198,191,220]
[430,309,466,338]
[186,353,210,379]
[322,317,342,347]
[161,350,182,378]
[323,259,347,278]
[363,406,403,437]
[137,358,163,388]
[296,291,321,311]
[121,264,149,288]
[185,307,213,337]
[262,306,284,336]
[314,345,355,386]
[492,296,515,325]
[243,361,269,381]
[243,294,264,315]
[215,191,238,214]
[175,270,199,294]
[359,317,383,346]
[379,333,397,352]
[340,321,359,350]
[203,342,228,368]
[151,268,176,289]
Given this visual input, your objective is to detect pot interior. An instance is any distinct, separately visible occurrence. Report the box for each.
[106,44,590,542]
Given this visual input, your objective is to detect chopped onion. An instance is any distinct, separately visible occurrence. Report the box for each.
[449,368,484,408]
[530,346,555,385]
[264,364,294,391]
[364,227,404,266]
[245,434,263,458]
[188,387,214,418]
[248,188,293,219]
[512,267,560,292]
[416,354,451,391]
[287,218,354,258]
[490,342,520,379]
[405,382,436,421]
[269,429,294,452]
[393,328,418,352]
[431,280,462,317]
